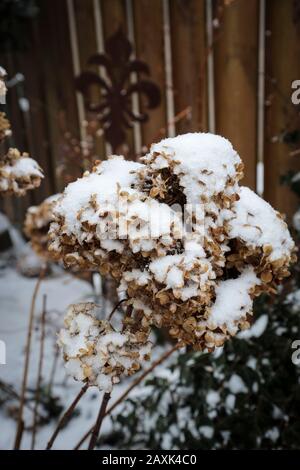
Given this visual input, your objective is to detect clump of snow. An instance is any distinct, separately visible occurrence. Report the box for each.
[206,390,220,407]
[285,288,300,312]
[208,268,260,335]
[238,314,268,339]
[226,374,248,394]
[55,156,142,238]
[226,186,294,262]
[199,425,214,439]
[146,133,242,204]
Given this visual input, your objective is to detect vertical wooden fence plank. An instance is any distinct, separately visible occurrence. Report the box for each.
[214,0,258,190]
[74,0,106,161]
[35,0,81,192]
[133,0,167,148]
[101,0,127,35]
[17,22,54,203]
[264,0,300,219]
[170,0,207,134]
[101,0,135,157]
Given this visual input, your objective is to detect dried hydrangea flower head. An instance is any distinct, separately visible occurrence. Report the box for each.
[0,112,11,142]
[0,66,43,197]
[58,302,152,392]
[52,133,295,353]
[0,148,44,196]
[24,194,61,258]
[48,155,183,274]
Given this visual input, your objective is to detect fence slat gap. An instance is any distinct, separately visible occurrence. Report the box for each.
[67,0,86,141]
[126,0,142,156]
[205,0,215,134]
[256,0,266,196]
[93,0,112,156]
[162,0,175,138]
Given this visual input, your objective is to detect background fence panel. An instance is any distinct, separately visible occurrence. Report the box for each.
[264,0,300,220]
[133,0,167,147]
[170,0,208,134]
[0,0,299,227]
[214,0,259,190]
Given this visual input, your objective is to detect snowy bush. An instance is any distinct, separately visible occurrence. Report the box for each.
[106,294,300,449]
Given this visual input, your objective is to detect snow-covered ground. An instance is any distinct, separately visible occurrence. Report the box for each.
[0,263,149,450]
[1,266,93,449]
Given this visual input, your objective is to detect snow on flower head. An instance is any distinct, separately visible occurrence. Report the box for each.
[0,148,44,196]
[48,155,183,274]
[58,302,152,392]
[52,132,295,356]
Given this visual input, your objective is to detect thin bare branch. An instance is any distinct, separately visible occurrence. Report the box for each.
[88,392,111,450]
[14,267,45,450]
[31,294,47,449]
[108,298,127,321]
[46,382,89,450]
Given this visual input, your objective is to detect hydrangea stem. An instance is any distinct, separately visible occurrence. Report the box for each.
[46,382,89,450]
[14,267,45,450]
[88,392,111,450]
[31,294,47,449]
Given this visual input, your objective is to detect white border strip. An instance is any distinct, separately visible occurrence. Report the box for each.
[162,0,175,137]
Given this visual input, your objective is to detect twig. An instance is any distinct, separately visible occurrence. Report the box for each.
[14,267,45,450]
[46,382,89,450]
[88,392,111,450]
[108,298,127,321]
[14,420,24,450]
[31,294,47,450]
[74,342,181,450]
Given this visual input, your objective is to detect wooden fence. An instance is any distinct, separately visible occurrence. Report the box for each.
[1,0,300,227]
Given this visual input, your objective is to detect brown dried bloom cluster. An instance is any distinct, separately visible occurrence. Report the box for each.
[0,148,44,196]
[48,156,182,274]
[58,302,152,392]
[0,65,43,197]
[0,112,11,142]
[50,133,295,354]
[24,194,61,258]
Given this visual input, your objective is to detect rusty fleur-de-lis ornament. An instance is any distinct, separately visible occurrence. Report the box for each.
[75,28,161,152]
